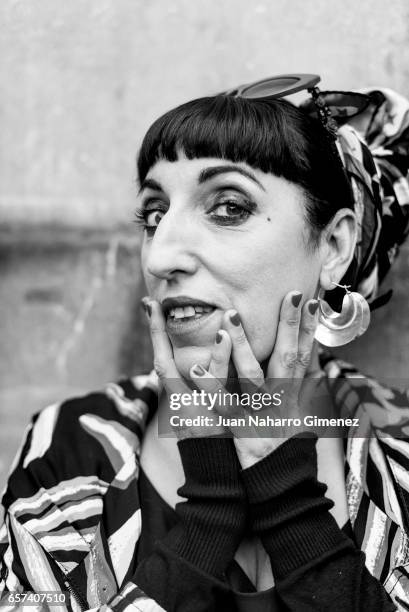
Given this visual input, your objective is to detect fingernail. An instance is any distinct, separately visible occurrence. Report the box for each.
[215,331,223,344]
[191,364,206,377]
[308,300,319,315]
[145,302,152,317]
[229,311,241,326]
[291,293,302,308]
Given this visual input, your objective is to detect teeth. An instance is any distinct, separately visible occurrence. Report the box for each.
[174,307,185,319]
[184,306,196,317]
[167,304,214,320]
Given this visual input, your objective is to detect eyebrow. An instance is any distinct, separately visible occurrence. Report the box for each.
[138,164,266,195]
[137,178,163,195]
[198,165,266,191]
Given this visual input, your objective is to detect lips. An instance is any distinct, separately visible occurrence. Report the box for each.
[161,296,216,322]
[160,296,218,336]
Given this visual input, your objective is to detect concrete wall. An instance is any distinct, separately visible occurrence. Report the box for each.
[2,0,409,227]
[1,0,409,488]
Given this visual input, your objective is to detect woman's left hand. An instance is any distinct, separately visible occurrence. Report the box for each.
[189,290,320,468]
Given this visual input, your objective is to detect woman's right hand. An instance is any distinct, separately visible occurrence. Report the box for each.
[142,297,230,439]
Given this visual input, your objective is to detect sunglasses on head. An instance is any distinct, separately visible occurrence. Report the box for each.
[220,73,372,132]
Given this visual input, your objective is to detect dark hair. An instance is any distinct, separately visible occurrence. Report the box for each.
[137,95,354,247]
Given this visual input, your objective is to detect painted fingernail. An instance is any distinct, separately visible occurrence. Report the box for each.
[291,293,303,308]
[191,364,206,376]
[308,300,319,315]
[215,331,223,344]
[229,311,241,326]
[145,302,152,317]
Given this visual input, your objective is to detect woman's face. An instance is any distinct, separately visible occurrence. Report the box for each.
[139,154,322,379]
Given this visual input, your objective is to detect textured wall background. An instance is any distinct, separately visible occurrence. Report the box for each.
[2,0,409,227]
[1,0,409,488]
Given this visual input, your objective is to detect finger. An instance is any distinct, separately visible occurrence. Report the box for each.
[189,363,240,437]
[145,299,190,395]
[222,310,264,390]
[293,299,319,380]
[296,298,322,417]
[208,329,232,384]
[266,290,303,381]
[190,364,269,440]
[189,364,241,418]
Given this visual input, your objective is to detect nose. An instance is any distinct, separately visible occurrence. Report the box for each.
[143,208,199,281]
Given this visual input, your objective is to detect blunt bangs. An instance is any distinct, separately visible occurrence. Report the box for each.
[136,94,354,249]
[137,96,312,185]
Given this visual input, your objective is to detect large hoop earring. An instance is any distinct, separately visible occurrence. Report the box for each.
[314,283,371,347]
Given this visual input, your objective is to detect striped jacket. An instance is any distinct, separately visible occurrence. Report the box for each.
[2,353,409,611]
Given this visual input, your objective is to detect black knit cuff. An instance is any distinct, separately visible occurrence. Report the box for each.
[177,436,244,500]
[241,435,319,504]
[241,436,351,579]
[171,437,246,578]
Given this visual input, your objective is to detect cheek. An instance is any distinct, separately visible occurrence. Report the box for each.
[230,236,320,361]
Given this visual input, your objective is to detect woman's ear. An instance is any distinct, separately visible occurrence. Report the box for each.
[319,208,357,290]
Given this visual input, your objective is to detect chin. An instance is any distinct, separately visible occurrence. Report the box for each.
[173,345,213,380]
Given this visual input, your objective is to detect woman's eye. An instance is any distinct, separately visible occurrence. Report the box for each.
[138,208,166,236]
[209,199,253,224]
[134,198,168,236]
[145,209,165,229]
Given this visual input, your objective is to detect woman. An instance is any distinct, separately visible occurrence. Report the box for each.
[1,75,409,611]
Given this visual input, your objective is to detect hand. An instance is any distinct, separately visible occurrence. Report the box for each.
[188,290,321,468]
[142,291,320,466]
[142,297,228,439]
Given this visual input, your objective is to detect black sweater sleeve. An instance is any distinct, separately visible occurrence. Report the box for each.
[241,435,396,611]
[131,436,247,612]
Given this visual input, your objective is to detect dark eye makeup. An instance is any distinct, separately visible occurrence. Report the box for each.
[134,186,258,236]
[207,191,257,226]
[134,197,168,236]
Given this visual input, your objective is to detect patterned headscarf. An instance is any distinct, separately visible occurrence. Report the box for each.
[302,88,409,311]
